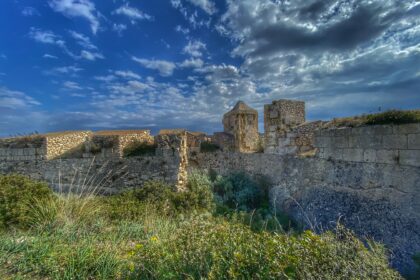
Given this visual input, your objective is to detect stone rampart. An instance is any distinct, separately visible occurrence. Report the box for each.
[188,151,420,274]
[314,123,420,167]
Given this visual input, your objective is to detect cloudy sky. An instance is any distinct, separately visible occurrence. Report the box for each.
[0,0,419,136]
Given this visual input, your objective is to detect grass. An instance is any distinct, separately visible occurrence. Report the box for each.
[329,109,420,128]
[0,173,404,279]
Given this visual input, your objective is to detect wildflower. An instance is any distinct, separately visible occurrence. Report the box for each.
[128,262,135,272]
[135,243,143,249]
[150,235,159,242]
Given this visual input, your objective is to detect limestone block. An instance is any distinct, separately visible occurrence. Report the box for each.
[376,149,399,164]
[314,136,332,148]
[408,134,420,150]
[341,148,364,162]
[382,135,407,149]
[363,149,376,163]
[333,136,348,148]
[334,128,351,137]
[369,125,394,135]
[399,149,420,167]
[348,135,382,149]
[393,123,420,134]
[324,148,343,160]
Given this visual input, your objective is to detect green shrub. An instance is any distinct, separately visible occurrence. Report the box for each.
[129,218,401,279]
[365,110,420,125]
[171,172,215,213]
[104,175,214,220]
[123,141,157,157]
[200,141,220,153]
[407,253,420,280]
[0,174,53,229]
[213,172,264,211]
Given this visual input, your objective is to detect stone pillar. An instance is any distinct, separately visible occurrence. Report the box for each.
[156,131,188,191]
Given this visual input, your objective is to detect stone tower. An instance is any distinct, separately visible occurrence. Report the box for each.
[264,99,305,153]
[223,101,259,153]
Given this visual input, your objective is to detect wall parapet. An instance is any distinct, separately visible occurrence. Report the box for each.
[314,123,420,166]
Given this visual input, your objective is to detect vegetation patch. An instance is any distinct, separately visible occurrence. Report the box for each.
[200,141,220,153]
[0,174,403,279]
[123,141,157,157]
[329,110,420,128]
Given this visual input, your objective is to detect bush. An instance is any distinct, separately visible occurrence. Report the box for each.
[200,141,220,153]
[365,110,420,125]
[129,218,401,279]
[104,174,214,220]
[171,172,215,213]
[213,172,264,211]
[0,174,53,229]
[123,141,157,157]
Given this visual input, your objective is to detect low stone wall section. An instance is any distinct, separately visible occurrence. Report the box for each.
[315,123,420,167]
[0,135,46,161]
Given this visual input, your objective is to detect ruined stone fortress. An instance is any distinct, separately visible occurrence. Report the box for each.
[0,99,419,274]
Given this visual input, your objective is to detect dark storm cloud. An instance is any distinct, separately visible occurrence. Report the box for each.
[250,4,400,56]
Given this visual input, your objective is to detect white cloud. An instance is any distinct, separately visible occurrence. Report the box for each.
[68,30,97,49]
[95,75,116,82]
[114,70,141,80]
[175,25,190,34]
[187,0,217,15]
[179,58,204,68]
[112,23,127,35]
[29,28,65,47]
[49,0,100,34]
[47,65,83,76]
[63,81,82,90]
[43,54,59,59]
[113,4,153,23]
[22,7,40,16]
[0,87,40,109]
[80,50,104,61]
[132,57,177,77]
[183,40,206,57]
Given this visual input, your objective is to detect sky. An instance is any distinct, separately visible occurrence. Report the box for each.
[0,0,419,136]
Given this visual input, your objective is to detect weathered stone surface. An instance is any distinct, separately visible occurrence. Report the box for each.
[408,134,420,149]
[399,150,420,167]
[221,101,259,153]
[382,134,407,149]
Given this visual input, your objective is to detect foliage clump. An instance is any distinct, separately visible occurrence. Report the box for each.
[0,174,53,229]
[129,218,401,279]
[329,110,420,128]
[123,141,157,157]
[200,141,220,153]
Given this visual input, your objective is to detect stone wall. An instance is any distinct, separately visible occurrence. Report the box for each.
[0,156,180,195]
[87,130,153,158]
[264,99,306,154]
[212,132,234,151]
[314,123,420,167]
[0,135,46,161]
[188,151,420,274]
[46,131,92,159]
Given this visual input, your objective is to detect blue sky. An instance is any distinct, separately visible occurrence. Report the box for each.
[0,0,419,136]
